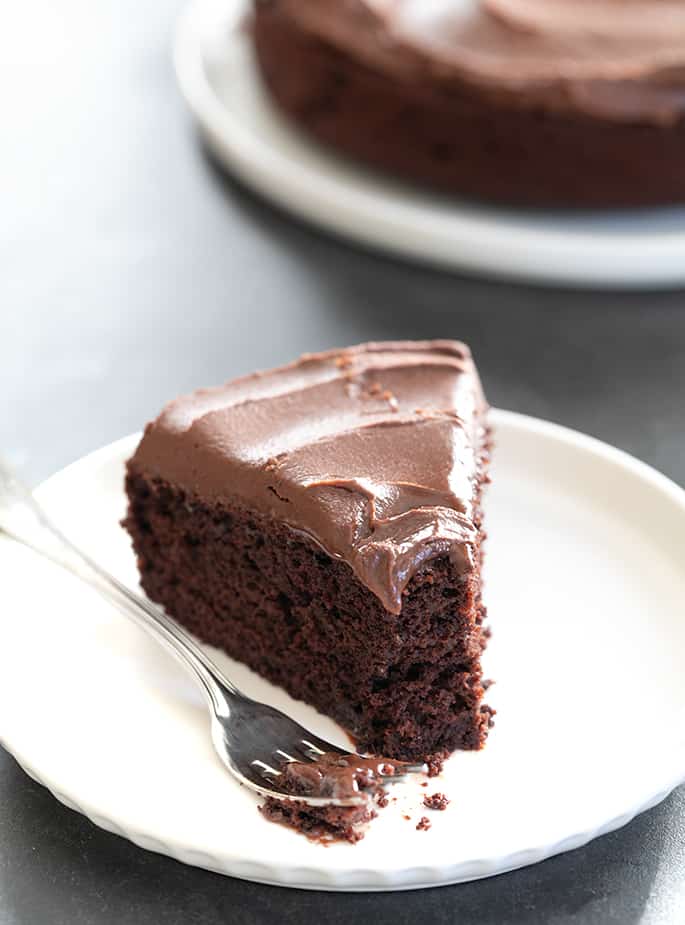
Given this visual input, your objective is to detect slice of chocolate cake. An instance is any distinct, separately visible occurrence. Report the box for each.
[124,341,492,761]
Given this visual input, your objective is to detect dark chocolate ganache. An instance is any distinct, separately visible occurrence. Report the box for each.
[130,340,489,614]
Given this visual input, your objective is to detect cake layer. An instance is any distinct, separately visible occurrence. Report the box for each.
[252,1,685,206]
[124,474,491,759]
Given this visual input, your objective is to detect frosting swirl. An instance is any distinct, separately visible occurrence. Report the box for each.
[130,341,489,614]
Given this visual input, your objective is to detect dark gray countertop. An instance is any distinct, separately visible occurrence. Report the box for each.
[2,1,684,922]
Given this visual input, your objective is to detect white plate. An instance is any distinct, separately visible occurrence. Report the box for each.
[1,410,685,891]
[174,0,685,290]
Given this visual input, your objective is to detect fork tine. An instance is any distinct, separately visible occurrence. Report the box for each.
[273,748,304,765]
[251,759,282,781]
[300,738,346,760]
[378,761,427,776]
[299,736,349,757]
[300,739,325,755]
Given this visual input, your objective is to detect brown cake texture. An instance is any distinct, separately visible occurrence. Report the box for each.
[260,796,376,844]
[423,792,450,812]
[123,341,492,762]
[259,752,400,843]
[252,0,685,207]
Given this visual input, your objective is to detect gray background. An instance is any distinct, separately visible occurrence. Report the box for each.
[1,1,684,922]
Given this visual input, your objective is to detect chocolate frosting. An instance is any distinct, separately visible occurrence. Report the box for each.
[269,0,685,124]
[130,341,488,614]
[279,752,406,801]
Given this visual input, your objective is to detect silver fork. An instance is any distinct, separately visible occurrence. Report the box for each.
[0,459,424,807]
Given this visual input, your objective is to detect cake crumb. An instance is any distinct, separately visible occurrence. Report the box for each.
[421,781,428,788]
[426,758,444,778]
[403,814,411,821]
[416,816,431,832]
[423,792,450,811]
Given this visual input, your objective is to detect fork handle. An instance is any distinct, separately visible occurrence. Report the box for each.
[1,470,240,714]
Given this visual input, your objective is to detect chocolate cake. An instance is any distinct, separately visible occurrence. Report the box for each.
[260,794,376,844]
[124,341,492,762]
[259,752,402,843]
[252,0,685,207]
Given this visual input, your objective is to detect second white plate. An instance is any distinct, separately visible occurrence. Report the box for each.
[1,410,684,890]
[174,0,685,289]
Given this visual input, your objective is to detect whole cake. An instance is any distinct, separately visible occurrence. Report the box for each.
[124,341,492,761]
[252,0,685,207]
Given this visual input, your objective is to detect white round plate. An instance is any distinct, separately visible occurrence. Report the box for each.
[1,410,685,891]
[174,0,685,290]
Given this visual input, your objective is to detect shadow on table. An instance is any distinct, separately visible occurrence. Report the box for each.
[1,749,681,925]
[197,142,685,326]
